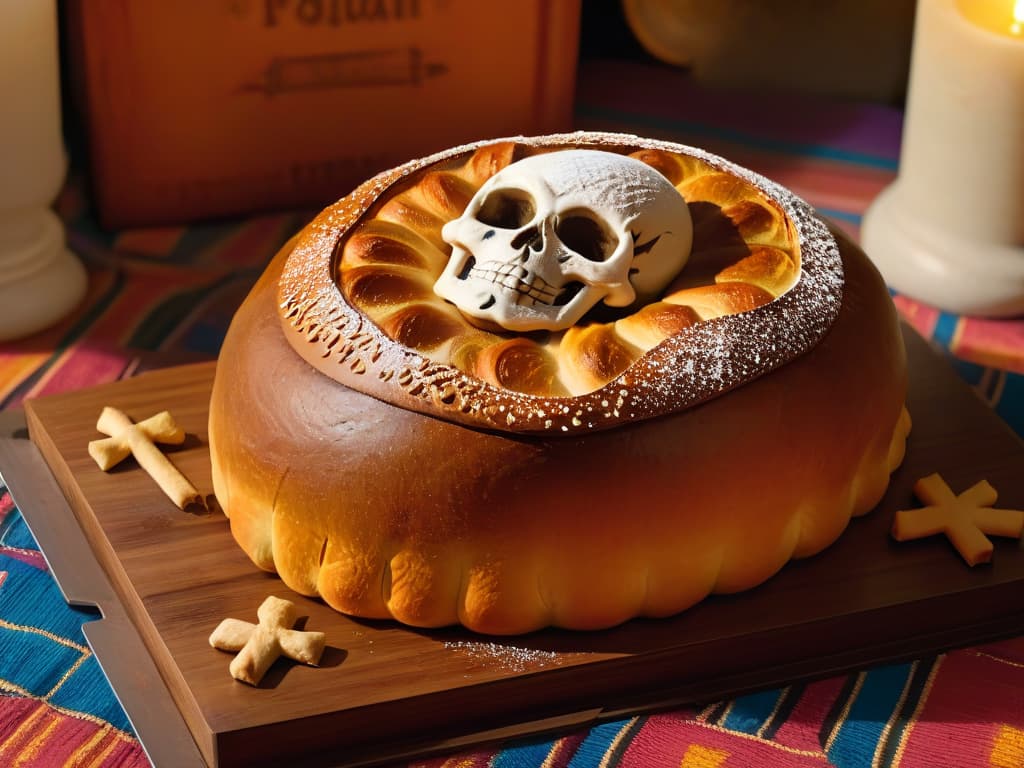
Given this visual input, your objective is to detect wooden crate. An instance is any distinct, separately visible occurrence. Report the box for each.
[65,0,581,227]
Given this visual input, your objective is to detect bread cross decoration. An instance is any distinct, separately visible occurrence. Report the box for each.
[88,407,204,510]
[210,596,326,685]
[892,473,1024,566]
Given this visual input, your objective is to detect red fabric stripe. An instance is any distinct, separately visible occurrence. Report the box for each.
[771,676,848,753]
[31,345,131,401]
[898,649,1024,767]
[619,710,831,767]
[0,546,47,571]
[952,317,1024,376]
[975,637,1024,665]
[892,295,942,340]
[0,698,146,767]
[0,492,13,521]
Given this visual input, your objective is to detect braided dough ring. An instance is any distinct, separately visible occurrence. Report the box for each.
[209,133,910,634]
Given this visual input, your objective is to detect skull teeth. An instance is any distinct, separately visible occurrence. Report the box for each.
[469,261,560,307]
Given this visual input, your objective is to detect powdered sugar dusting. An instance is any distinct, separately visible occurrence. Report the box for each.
[443,640,566,674]
[277,132,844,435]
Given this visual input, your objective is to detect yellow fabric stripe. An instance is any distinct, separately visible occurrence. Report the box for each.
[0,618,91,653]
[12,709,59,768]
[63,726,111,768]
[44,649,92,700]
[991,725,1024,768]
[0,354,50,402]
[0,681,137,737]
[0,701,48,759]
[680,744,729,768]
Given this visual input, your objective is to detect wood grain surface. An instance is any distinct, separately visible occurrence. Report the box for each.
[23,326,1024,768]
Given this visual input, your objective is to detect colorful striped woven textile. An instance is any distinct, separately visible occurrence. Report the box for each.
[2,58,1024,767]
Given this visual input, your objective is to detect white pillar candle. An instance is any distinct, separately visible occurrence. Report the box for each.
[862,0,1024,316]
[0,0,86,341]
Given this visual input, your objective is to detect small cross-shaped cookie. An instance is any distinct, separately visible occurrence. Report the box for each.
[88,407,203,510]
[210,596,326,685]
[892,473,1024,566]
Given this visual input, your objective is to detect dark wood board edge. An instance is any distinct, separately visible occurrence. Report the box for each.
[18,327,1024,767]
[211,604,1024,768]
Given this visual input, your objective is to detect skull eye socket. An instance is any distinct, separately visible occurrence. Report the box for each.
[556,211,614,262]
[476,190,536,229]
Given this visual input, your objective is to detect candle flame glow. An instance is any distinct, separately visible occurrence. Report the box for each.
[957,0,1024,36]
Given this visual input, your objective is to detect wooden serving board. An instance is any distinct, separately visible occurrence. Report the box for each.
[20,326,1024,768]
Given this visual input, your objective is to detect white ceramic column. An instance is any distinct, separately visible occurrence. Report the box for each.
[0,0,87,342]
[861,0,1024,316]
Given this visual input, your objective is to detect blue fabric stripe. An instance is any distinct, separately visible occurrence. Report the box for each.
[0,623,83,695]
[567,718,633,768]
[48,654,133,733]
[932,312,960,347]
[0,513,129,729]
[816,207,863,225]
[1,512,39,550]
[827,663,913,768]
[0,554,99,639]
[575,105,900,171]
[493,736,560,768]
[993,371,1024,437]
[0,516,18,545]
[722,688,784,735]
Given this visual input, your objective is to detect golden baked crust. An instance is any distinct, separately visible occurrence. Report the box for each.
[337,142,798,399]
[209,134,910,634]
[276,134,843,435]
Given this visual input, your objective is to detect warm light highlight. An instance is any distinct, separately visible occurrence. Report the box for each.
[956,0,1024,37]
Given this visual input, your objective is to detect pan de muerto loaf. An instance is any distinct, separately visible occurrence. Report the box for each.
[209,133,910,635]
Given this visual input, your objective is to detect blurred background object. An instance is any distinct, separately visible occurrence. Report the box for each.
[862,0,1024,316]
[0,0,86,342]
[65,0,581,229]
[620,0,917,103]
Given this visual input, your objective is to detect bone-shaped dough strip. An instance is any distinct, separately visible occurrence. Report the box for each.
[88,407,203,510]
[893,473,1024,566]
[210,596,327,685]
[89,409,184,469]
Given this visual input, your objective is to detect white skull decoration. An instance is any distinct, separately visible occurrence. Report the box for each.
[434,149,693,332]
